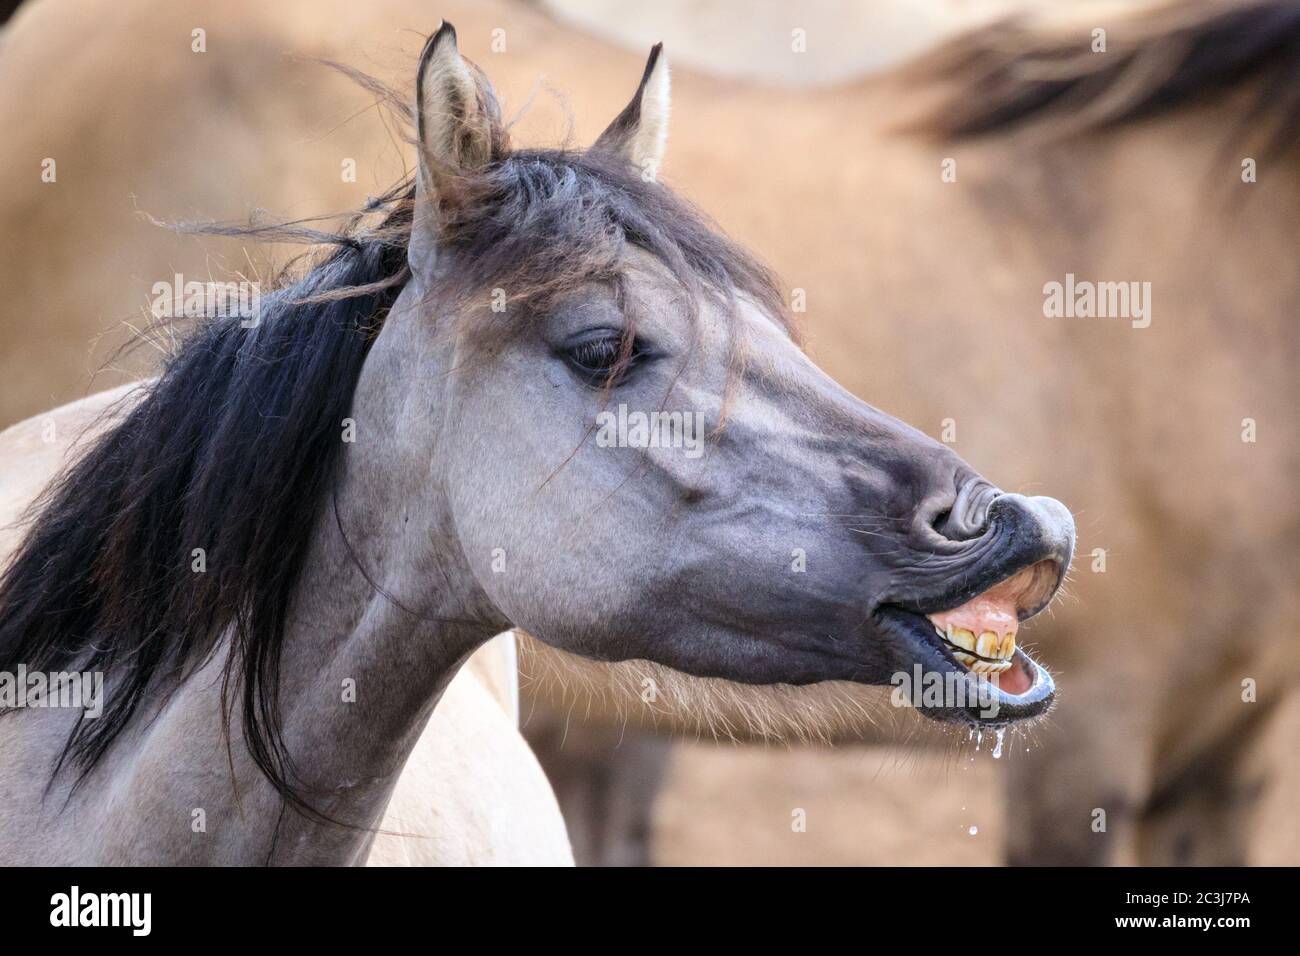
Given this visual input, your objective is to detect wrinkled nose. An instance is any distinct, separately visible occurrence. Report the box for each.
[933,476,1000,542]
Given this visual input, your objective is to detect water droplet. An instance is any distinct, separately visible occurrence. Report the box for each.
[992,728,1005,759]
[968,825,978,836]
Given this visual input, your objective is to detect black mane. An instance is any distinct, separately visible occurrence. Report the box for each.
[0,186,411,813]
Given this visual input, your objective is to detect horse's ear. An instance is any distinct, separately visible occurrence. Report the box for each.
[591,44,670,181]
[410,21,499,277]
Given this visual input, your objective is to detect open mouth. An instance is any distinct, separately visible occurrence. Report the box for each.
[880,559,1062,725]
[925,559,1059,693]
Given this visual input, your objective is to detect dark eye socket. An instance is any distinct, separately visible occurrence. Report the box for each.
[562,332,645,386]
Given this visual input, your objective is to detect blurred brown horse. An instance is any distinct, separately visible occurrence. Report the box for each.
[2,0,1296,864]
[528,0,1300,866]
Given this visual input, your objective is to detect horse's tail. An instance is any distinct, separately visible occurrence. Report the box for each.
[902,0,1300,153]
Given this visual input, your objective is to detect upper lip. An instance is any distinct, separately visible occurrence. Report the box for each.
[882,493,1075,618]
[907,558,1063,621]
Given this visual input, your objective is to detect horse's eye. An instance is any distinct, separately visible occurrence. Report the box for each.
[563,333,640,386]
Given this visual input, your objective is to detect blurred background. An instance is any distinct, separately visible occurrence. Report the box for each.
[1,0,1296,865]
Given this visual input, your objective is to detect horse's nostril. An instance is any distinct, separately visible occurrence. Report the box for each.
[930,507,953,534]
[933,478,999,542]
[934,506,981,542]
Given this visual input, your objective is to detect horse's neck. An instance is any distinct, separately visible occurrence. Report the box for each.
[201,363,495,863]
[1,296,505,862]
[1,377,497,864]
[39,486,492,865]
[243,311,515,862]
[235,572,481,863]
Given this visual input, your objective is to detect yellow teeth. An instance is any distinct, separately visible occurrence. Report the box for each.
[947,626,977,652]
[933,623,1016,669]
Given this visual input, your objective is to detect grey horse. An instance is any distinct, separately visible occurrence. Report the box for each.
[0,23,1072,864]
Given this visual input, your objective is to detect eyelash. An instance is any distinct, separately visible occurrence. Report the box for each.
[563,334,645,385]
[569,337,621,371]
